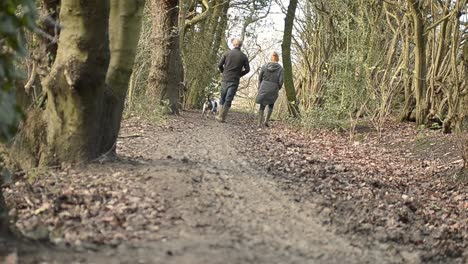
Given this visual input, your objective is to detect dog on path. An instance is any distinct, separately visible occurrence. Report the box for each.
[201,94,218,118]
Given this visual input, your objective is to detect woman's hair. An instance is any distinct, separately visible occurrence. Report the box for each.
[271,52,279,62]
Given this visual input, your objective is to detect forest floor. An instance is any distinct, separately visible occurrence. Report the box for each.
[1,110,467,264]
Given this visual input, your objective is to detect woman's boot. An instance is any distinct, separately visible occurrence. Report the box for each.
[257,110,264,128]
[264,108,273,127]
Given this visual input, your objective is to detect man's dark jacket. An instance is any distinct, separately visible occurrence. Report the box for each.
[218,48,250,83]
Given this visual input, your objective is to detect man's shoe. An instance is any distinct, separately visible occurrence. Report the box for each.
[216,105,230,123]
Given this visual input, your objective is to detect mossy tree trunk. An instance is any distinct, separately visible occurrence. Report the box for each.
[282,0,300,118]
[147,0,181,114]
[406,0,428,126]
[12,0,145,168]
[40,0,111,164]
[100,0,146,153]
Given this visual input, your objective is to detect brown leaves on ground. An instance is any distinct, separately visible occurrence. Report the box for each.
[3,111,467,263]
[3,117,192,249]
[4,165,165,247]
[237,117,467,263]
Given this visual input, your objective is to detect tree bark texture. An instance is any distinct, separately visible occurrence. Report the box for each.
[147,0,181,114]
[101,0,146,153]
[399,21,415,122]
[166,4,183,115]
[407,0,428,126]
[40,0,111,164]
[12,0,145,168]
[282,0,300,118]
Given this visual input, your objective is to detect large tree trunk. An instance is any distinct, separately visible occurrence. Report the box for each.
[12,0,145,168]
[407,0,428,126]
[165,0,183,115]
[147,0,181,114]
[39,0,111,165]
[166,7,183,115]
[399,20,414,122]
[100,0,146,153]
[147,1,170,103]
[282,0,300,118]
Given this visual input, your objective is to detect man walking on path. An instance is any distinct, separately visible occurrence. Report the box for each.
[216,38,250,123]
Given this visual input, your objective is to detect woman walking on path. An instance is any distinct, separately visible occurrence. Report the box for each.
[256,52,284,128]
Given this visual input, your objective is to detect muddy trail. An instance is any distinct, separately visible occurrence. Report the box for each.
[3,111,467,263]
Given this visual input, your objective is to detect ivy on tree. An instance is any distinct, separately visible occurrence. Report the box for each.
[0,0,36,142]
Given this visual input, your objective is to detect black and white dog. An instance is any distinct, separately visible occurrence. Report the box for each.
[201,94,218,118]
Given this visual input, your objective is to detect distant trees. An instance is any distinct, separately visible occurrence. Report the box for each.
[130,0,277,109]
[292,0,467,132]
[130,0,231,110]
[4,0,464,174]
[181,0,274,108]
[182,0,231,108]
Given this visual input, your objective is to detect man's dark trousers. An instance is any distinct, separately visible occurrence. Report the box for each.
[220,81,239,107]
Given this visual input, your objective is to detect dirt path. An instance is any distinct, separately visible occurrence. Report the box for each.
[8,112,414,263]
